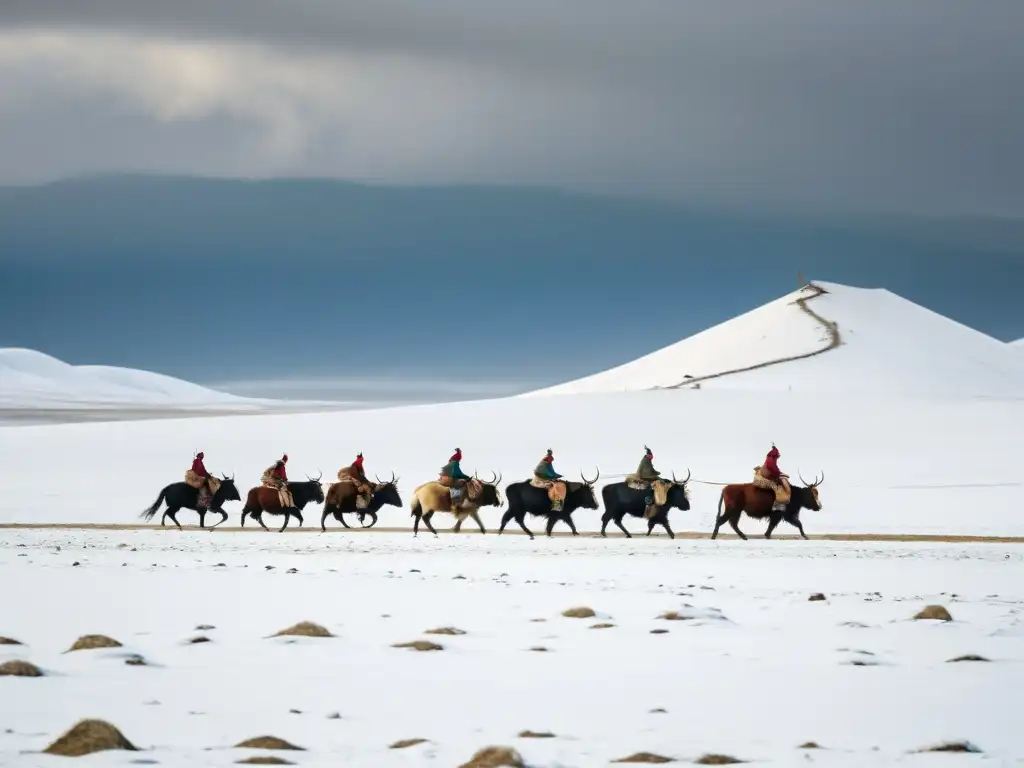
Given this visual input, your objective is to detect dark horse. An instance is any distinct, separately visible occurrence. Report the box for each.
[712,470,824,540]
[141,474,241,530]
[321,473,402,531]
[240,474,326,532]
[498,469,601,539]
[600,469,691,539]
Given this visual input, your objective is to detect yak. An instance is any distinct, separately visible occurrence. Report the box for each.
[240,474,326,532]
[712,470,824,540]
[408,471,503,537]
[600,470,691,539]
[140,474,241,530]
[498,469,601,539]
[321,473,402,531]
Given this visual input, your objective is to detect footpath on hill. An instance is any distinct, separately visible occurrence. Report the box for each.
[662,281,842,390]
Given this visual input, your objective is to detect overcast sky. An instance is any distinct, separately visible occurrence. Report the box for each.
[1,0,1023,216]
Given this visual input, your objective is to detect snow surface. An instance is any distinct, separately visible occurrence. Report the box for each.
[2,530,1022,767]
[526,282,1024,399]
[0,348,267,409]
[1011,338,1024,349]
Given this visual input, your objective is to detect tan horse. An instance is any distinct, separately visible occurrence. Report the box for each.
[408,471,503,536]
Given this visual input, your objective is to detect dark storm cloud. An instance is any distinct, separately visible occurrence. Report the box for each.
[1,0,1023,215]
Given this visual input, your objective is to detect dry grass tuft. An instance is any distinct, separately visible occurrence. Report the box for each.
[798,742,822,749]
[234,736,304,751]
[425,627,466,636]
[390,738,429,749]
[658,611,687,621]
[590,623,615,629]
[0,660,43,677]
[915,741,982,754]
[270,622,333,638]
[392,640,444,652]
[518,730,555,738]
[913,605,952,622]
[0,636,22,645]
[236,758,295,765]
[458,746,525,767]
[694,755,744,765]
[613,752,675,763]
[43,719,137,757]
[808,593,827,602]
[561,607,596,619]
[948,654,989,662]
[66,635,122,652]
[188,636,213,644]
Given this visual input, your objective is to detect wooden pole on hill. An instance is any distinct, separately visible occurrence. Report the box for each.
[797,269,806,288]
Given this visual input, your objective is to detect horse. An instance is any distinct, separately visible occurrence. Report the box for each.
[140,474,241,530]
[712,470,824,540]
[321,473,402,531]
[240,474,326,532]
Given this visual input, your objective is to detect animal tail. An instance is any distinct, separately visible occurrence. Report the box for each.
[410,495,422,518]
[141,486,168,521]
[715,488,725,527]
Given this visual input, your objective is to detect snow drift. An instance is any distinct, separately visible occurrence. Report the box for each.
[525,282,1024,399]
[0,348,264,409]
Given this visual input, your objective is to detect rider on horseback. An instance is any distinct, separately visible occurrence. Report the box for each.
[439,448,473,508]
[338,452,374,509]
[627,446,664,518]
[262,454,294,507]
[185,451,218,509]
[533,449,566,512]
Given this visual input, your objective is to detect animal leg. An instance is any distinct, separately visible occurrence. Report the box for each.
[516,514,534,540]
[240,509,248,527]
[613,515,632,538]
[320,507,330,533]
[498,509,515,534]
[278,512,290,533]
[198,508,207,529]
[711,507,728,539]
[661,517,675,540]
[453,516,464,533]
[544,515,558,537]
[422,511,440,537]
[212,510,228,528]
[727,512,747,540]
[255,512,269,531]
[563,514,579,536]
[600,511,613,537]
[787,514,808,540]
[166,509,182,530]
[412,510,423,537]
[470,510,486,534]
[765,515,781,539]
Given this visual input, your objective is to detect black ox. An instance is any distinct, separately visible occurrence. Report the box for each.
[140,474,242,530]
[600,470,691,539]
[498,469,601,539]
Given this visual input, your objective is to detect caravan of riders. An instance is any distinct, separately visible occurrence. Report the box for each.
[144,442,823,539]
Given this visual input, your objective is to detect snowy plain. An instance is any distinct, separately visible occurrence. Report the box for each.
[2,530,1023,767]
[2,281,1023,766]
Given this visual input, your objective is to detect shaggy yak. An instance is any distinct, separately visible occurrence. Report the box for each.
[408,472,503,536]
[140,474,241,530]
[712,470,824,540]
[498,469,601,539]
[320,473,402,531]
[600,470,691,539]
[240,474,326,532]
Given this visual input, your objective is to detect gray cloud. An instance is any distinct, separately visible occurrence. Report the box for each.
[1,0,1023,215]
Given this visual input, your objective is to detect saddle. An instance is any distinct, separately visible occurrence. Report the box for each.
[337,469,373,508]
[626,476,671,506]
[752,466,791,506]
[530,475,567,504]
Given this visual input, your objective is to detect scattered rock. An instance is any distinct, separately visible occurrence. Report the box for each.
[0,636,22,645]
[66,635,122,652]
[650,629,669,635]
[798,742,822,749]
[236,758,295,765]
[530,618,547,623]
[270,622,333,638]
[390,738,429,749]
[694,756,743,765]
[562,606,596,618]
[913,605,952,622]
[188,636,212,644]
[0,660,43,677]
[650,708,667,714]
[288,709,301,715]
[808,593,827,602]
[425,627,466,636]
[518,730,555,738]
[195,624,216,631]
[124,655,147,667]
[947,654,989,662]
[528,646,550,652]
[326,712,342,720]
[286,568,298,574]
[392,640,443,652]
[458,746,525,768]
[590,623,615,629]
[72,561,81,567]
[915,741,982,754]
[234,736,304,751]
[43,719,137,757]
[613,752,675,763]
[453,575,467,580]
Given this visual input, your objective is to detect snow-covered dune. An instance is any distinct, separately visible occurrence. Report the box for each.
[0,348,264,409]
[526,282,1024,399]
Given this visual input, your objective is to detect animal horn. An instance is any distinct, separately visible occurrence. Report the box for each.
[683,467,691,483]
[813,470,824,487]
[375,473,383,484]
[315,469,323,482]
[798,469,809,487]
[487,470,498,485]
[390,470,397,484]
[581,466,599,484]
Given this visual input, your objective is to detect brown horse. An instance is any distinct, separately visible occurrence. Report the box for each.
[712,470,824,540]
[240,476,325,532]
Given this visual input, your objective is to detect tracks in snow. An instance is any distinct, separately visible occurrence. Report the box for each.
[661,282,842,390]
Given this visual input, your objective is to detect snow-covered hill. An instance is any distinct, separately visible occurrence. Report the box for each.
[0,348,264,409]
[525,282,1024,399]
